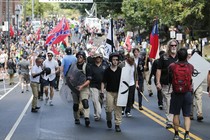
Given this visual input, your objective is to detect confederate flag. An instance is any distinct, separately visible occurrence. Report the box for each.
[36,28,41,41]
[149,20,159,59]
[45,18,70,46]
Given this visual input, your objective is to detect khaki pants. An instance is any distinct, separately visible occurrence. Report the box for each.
[72,87,90,119]
[30,82,40,109]
[144,70,152,93]
[106,92,122,126]
[162,84,173,124]
[191,85,203,116]
[90,87,102,118]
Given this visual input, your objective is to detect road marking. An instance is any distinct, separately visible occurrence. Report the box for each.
[134,102,202,140]
[0,82,20,100]
[5,96,32,140]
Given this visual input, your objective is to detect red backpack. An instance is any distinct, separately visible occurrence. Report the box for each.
[170,62,193,93]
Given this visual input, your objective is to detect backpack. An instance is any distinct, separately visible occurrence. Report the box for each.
[170,62,193,93]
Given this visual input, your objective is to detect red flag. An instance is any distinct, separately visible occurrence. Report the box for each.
[124,35,132,52]
[10,25,14,37]
[52,45,59,55]
[45,18,70,46]
[149,20,159,59]
[36,28,41,41]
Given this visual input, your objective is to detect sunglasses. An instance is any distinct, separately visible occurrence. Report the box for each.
[48,55,52,57]
[77,55,84,59]
[170,44,177,47]
[112,58,119,61]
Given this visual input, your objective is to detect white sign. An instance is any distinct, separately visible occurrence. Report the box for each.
[188,53,210,90]
[4,21,8,31]
[170,31,176,39]
[39,0,93,3]
[176,33,182,41]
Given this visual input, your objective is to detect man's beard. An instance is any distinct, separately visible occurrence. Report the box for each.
[171,49,176,54]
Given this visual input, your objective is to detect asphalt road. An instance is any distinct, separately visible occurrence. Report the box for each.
[0,77,210,140]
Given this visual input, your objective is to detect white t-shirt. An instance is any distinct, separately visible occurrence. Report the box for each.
[30,64,42,83]
[43,59,59,81]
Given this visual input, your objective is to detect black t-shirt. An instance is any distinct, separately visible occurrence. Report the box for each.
[77,63,92,81]
[102,67,122,92]
[157,54,178,85]
[90,62,108,89]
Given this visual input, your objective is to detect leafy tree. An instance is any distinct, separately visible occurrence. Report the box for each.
[122,0,208,40]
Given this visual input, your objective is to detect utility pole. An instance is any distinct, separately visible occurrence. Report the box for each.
[24,0,26,27]
[32,0,34,21]
[7,0,10,58]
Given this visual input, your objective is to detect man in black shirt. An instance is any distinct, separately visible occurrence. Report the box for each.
[90,53,108,121]
[101,52,122,132]
[156,39,178,129]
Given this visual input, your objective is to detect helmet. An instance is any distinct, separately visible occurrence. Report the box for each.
[109,52,120,62]
[65,47,72,55]
[44,67,51,75]
[93,52,103,58]
[76,51,86,59]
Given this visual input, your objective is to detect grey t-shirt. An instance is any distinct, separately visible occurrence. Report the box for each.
[18,59,30,74]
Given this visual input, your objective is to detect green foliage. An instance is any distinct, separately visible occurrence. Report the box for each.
[122,0,209,39]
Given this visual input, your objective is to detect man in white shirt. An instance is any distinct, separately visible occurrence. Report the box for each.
[30,57,43,112]
[42,51,59,106]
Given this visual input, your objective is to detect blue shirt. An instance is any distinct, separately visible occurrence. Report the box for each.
[62,55,77,75]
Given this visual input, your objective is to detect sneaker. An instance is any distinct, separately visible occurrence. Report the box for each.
[21,91,24,93]
[173,135,180,140]
[197,116,204,121]
[122,111,124,116]
[107,120,112,128]
[31,108,38,113]
[184,134,191,140]
[115,125,121,132]
[166,123,173,129]
[190,115,194,120]
[35,106,41,109]
[126,112,132,117]
[85,118,90,127]
[139,107,144,110]
[158,105,163,110]
[49,100,53,106]
[94,116,101,121]
[75,119,80,125]
[45,97,49,105]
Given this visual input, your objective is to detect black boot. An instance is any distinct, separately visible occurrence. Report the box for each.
[115,125,121,132]
[85,118,90,127]
[31,108,38,113]
[107,120,112,128]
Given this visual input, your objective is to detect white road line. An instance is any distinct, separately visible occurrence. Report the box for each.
[5,96,33,140]
[0,82,20,100]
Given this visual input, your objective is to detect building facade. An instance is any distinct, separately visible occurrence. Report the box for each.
[0,0,21,26]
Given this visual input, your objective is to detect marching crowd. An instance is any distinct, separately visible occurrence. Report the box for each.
[0,18,210,140]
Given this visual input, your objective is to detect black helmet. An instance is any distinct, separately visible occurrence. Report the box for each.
[109,52,120,62]
[44,67,51,75]
[65,47,72,55]
[76,51,86,59]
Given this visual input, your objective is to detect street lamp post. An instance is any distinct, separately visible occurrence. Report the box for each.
[15,8,20,42]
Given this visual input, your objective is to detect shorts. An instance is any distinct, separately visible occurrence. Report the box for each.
[169,92,193,117]
[42,78,56,88]
[21,74,30,84]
